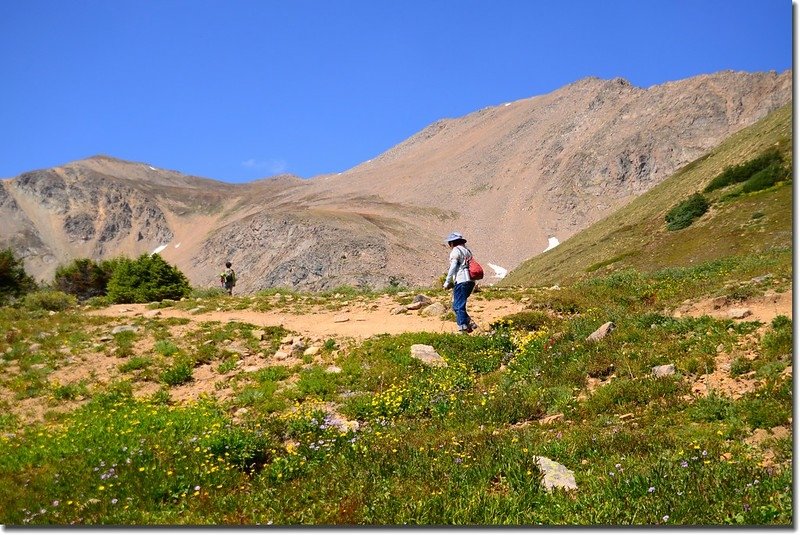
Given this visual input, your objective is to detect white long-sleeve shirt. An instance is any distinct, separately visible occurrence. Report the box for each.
[444,245,472,286]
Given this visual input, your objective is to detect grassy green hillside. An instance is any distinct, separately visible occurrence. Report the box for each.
[503,104,792,287]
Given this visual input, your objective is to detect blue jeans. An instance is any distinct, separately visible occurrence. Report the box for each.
[452,281,475,329]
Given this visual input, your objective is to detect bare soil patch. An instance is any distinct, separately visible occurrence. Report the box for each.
[88,295,527,342]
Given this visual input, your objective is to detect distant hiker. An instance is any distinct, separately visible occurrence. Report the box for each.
[442,232,478,334]
[220,261,236,295]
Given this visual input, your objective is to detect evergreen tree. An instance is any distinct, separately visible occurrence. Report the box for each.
[106,254,191,303]
[0,248,36,304]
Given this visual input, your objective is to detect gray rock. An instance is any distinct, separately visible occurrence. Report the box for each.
[421,302,447,317]
[251,329,266,341]
[405,301,424,311]
[412,294,433,305]
[728,308,752,319]
[586,321,615,342]
[652,364,676,378]
[390,306,408,315]
[333,315,350,323]
[533,456,578,492]
[410,344,447,367]
[304,346,322,356]
[111,325,138,335]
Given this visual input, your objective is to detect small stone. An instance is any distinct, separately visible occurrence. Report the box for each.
[421,302,447,317]
[587,322,615,342]
[273,350,291,361]
[410,344,447,367]
[111,325,138,335]
[303,346,321,357]
[652,364,676,378]
[540,413,564,425]
[143,310,161,318]
[412,294,433,305]
[728,308,752,319]
[390,306,408,315]
[326,365,342,374]
[333,315,350,323]
[251,330,266,341]
[405,301,424,311]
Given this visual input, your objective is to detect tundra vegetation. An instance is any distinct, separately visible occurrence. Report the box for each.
[0,247,791,525]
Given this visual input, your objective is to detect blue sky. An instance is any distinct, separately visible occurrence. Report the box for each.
[0,0,792,182]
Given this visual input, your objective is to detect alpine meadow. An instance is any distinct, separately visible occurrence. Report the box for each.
[0,92,793,525]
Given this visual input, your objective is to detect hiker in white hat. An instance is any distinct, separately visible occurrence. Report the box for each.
[443,232,478,334]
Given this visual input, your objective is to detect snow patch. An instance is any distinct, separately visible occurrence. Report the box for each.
[152,244,168,255]
[487,263,508,279]
[543,237,560,252]
[148,166,156,171]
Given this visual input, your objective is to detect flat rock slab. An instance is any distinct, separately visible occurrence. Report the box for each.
[533,456,578,492]
[652,364,676,378]
[410,344,447,367]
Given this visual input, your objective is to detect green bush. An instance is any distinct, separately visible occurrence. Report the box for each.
[761,315,792,359]
[106,253,191,304]
[0,248,36,304]
[741,162,789,194]
[53,258,116,301]
[296,366,339,400]
[665,193,710,231]
[160,357,194,386]
[704,150,784,192]
[22,290,77,311]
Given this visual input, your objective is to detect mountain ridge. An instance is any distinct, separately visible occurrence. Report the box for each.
[0,69,791,291]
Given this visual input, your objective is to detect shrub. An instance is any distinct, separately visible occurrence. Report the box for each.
[761,316,792,359]
[0,248,36,304]
[741,162,790,194]
[113,330,138,358]
[106,253,191,304]
[52,380,90,401]
[160,357,194,386]
[296,366,339,400]
[154,339,179,357]
[118,356,153,373]
[665,193,710,231]
[53,258,116,301]
[704,150,784,192]
[22,290,77,311]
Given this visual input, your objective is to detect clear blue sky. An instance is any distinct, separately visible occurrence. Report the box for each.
[0,0,792,182]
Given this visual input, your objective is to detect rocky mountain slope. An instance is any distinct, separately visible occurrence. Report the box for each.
[0,69,791,292]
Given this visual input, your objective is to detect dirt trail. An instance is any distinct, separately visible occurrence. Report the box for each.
[88,295,528,341]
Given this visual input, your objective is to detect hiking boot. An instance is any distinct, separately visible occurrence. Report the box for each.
[468,321,479,332]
